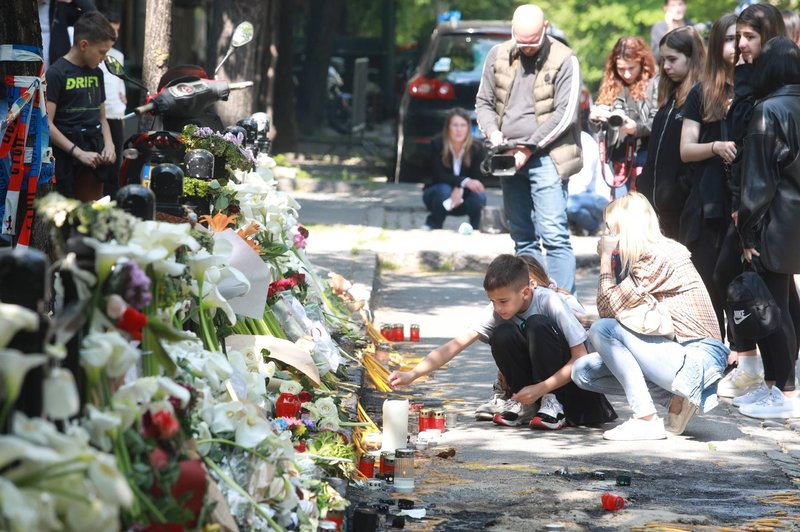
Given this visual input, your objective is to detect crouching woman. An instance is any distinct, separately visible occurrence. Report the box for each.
[572,192,728,440]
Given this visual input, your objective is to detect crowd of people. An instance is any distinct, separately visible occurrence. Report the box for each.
[403,1,800,440]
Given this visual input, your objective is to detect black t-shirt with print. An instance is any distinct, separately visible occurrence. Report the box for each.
[46,56,106,132]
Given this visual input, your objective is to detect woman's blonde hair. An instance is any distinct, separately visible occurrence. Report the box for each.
[441,107,474,169]
[603,192,665,276]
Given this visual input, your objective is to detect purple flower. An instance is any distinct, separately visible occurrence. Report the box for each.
[122,261,152,310]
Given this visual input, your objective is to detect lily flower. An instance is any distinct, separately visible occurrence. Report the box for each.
[87,453,134,508]
[42,368,80,420]
[0,303,39,348]
[0,349,47,414]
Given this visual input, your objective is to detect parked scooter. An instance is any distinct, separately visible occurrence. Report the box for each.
[106,21,255,191]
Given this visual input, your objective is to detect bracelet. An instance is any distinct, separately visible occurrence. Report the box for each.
[69,144,77,157]
[711,141,716,156]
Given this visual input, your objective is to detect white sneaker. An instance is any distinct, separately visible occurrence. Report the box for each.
[493,400,537,427]
[420,224,433,231]
[717,368,764,398]
[732,381,770,408]
[474,393,508,421]
[603,416,667,441]
[530,393,567,430]
[666,397,698,435]
[739,387,798,419]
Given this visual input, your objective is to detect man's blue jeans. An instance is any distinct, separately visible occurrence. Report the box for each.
[422,182,487,229]
[567,192,608,235]
[501,154,575,292]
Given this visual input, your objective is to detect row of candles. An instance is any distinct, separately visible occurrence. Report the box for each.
[380,323,420,342]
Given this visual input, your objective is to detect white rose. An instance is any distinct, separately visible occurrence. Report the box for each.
[317,417,340,432]
[278,380,302,395]
[314,397,338,420]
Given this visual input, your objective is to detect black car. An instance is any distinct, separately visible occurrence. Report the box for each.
[394,20,511,183]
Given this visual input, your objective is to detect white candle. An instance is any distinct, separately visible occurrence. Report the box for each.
[381,399,409,452]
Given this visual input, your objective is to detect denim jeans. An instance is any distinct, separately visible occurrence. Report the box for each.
[572,318,728,417]
[501,154,575,292]
[422,182,487,229]
[567,192,609,235]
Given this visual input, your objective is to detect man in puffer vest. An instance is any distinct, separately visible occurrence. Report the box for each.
[476,3,583,294]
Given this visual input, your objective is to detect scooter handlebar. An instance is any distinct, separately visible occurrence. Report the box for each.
[228,81,254,90]
[134,102,156,115]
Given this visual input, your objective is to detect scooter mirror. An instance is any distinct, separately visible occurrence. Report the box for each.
[231,21,254,48]
[104,55,125,77]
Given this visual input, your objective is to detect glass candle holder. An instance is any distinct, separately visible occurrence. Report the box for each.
[393,449,416,492]
[358,453,375,479]
[394,323,405,342]
[275,393,301,418]
[409,324,420,342]
[418,409,432,432]
[432,410,446,432]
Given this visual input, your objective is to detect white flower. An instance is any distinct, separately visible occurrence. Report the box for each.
[195,421,212,456]
[210,401,243,434]
[0,478,38,531]
[87,452,134,508]
[279,380,302,395]
[64,496,121,532]
[317,417,340,432]
[157,376,190,407]
[0,349,47,405]
[314,397,338,420]
[12,413,90,457]
[235,404,272,448]
[113,377,159,406]
[83,405,121,451]
[84,238,135,281]
[0,303,39,348]
[43,367,80,420]
[80,331,139,378]
[204,351,234,392]
[0,435,62,469]
[129,220,200,256]
[187,246,229,282]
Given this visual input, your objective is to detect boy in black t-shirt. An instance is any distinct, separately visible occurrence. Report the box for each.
[46,11,116,201]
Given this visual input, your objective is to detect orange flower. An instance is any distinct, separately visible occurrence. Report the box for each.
[199,212,238,233]
[237,222,261,239]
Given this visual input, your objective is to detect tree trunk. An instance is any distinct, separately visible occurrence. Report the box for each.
[271,0,297,153]
[297,0,344,134]
[142,0,172,93]
[208,0,270,127]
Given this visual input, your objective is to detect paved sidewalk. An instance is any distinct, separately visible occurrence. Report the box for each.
[296,178,800,530]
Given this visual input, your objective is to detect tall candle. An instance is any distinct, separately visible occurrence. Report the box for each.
[381,399,409,452]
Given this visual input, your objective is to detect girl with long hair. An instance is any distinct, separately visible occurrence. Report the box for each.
[422,107,486,230]
[590,37,658,196]
[734,37,800,419]
[572,193,728,440]
[712,5,798,407]
[636,26,705,239]
[676,14,738,340]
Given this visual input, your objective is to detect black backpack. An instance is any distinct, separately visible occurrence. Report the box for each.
[726,260,782,340]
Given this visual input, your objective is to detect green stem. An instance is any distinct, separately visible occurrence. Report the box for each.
[130,481,168,523]
[194,438,273,463]
[142,269,160,376]
[42,486,93,504]
[0,400,12,434]
[302,453,353,463]
[14,456,90,486]
[203,456,285,531]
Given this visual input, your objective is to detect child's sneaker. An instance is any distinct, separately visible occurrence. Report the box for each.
[739,387,798,419]
[603,416,666,441]
[530,393,566,430]
[732,381,770,408]
[717,368,764,398]
[492,400,536,427]
[474,393,508,421]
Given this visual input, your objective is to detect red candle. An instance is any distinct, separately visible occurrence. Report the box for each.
[433,410,446,432]
[409,324,420,342]
[275,393,302,418]
[358,454,375,478]
[394,323,405,342]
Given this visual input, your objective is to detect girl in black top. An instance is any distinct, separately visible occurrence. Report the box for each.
[636,26,705,240]
[678,13,738,339]
[422,108,486,230]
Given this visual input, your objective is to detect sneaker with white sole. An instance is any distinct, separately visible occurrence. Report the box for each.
[717,368,764,398]
[732,381,770,408]
[739,387,798,419]
[493,400,537,427]
[603,416,667,441]
[475,393,509,421]
[530,393,567,430]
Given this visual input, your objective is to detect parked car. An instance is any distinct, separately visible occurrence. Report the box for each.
[394,20,577,184]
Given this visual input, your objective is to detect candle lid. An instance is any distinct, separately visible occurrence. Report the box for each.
[395,449,415,458]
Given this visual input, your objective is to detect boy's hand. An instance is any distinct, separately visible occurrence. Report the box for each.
[511,383,545,405]
[74,148,103,169]
[387,370,417,389]
[101,144,117,165]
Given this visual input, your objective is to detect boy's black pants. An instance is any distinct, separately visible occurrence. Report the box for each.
[489,315,617,426]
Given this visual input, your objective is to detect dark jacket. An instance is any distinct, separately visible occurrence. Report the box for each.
[738,85,800,274]
[637,94,690,219]
[49,0,97,64]
[591,78,658,164]
[726,63,755,212]
[425,136,485,189]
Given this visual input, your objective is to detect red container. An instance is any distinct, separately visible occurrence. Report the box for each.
[358,454,375,478]
[418,409,433,432]
[602,492,625,511]
[409,324,420,342]
[275,393,302,418]
[380,324,391,341]
[432,410,446,432]
[394,323,404,342]
[379,451,395,477]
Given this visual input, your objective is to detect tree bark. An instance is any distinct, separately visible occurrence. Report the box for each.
[208,0,270,127]
[271,0,297,153]
[297,0,344,134]
[142,0,172,93]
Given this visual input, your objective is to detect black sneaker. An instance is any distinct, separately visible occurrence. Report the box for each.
[493,400,536,427]
[530,393,566,430]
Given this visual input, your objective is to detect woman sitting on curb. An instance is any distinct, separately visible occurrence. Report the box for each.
[421,107,487,231]
[572,193,729,441]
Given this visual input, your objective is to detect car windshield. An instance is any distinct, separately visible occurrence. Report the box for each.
[428,33,507,83]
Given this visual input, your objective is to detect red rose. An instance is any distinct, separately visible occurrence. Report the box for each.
[152,410,180,439]
[298,390,313,403]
